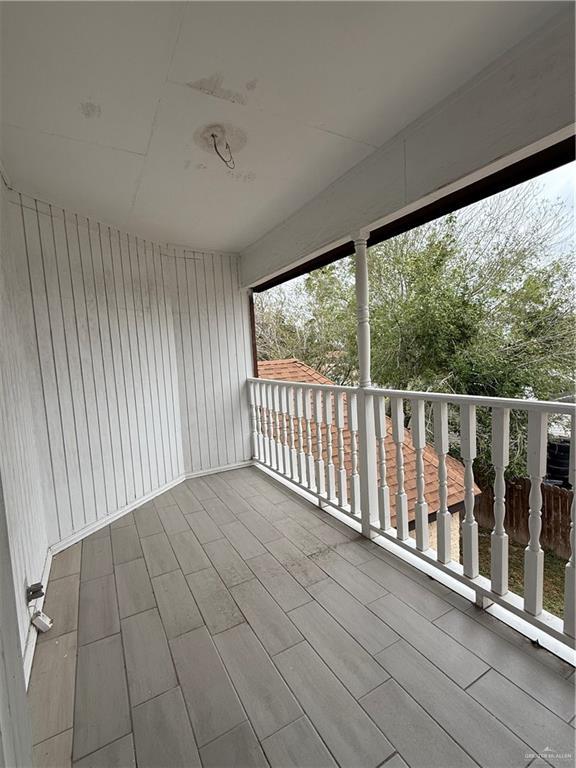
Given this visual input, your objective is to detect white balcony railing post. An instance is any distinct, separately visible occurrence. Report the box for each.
[304,387,315,491]
[564,415,575,637]
[287,385,298,481]
[353,231,379,537]
[434,401,451,563]
[491,408,510,595]
[249,381,258,460]
[375,396,391,530]
[411,399,429,551]
[524,410,547,616]
[314,389,326,496]
[391,397,409,541]
[295,386,306,485]
[335,392,348,508]
[324,391,336,501]
[460,404,479,578]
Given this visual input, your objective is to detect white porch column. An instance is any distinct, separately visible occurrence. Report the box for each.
[353,231,379,538]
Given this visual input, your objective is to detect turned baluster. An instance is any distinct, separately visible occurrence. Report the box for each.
[287,386,298,481]
[391,398,408,540]
[524,410,548,616]
[314,390,326,496]
[281,386,290,477]
[460,404,478,578]
[273,384,283,473]
[564,414,575,637]
[375,397,391,530]
[336,392,348,508]
[349,392,361,516]
[411,399,429,551]
[491,408,510,595]
[295,386,306,484]
[304,388,315,491]
[324,391,336,501]
[434,401,451,563]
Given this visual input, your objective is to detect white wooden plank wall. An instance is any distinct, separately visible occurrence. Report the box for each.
[6,191,252,558]
[169,247,252,475]
[0,186,52,654]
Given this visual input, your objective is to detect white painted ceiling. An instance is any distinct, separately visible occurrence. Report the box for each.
[0,2,561,252]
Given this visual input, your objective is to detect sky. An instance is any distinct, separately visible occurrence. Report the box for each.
[536,161,574,215]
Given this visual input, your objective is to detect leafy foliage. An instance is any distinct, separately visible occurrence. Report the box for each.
[254,178,575,483]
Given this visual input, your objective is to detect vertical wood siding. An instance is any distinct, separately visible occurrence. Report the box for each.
[0,187,52,655]
[3,191,251,587]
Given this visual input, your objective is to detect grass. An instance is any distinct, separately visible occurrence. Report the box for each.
[475,526,567,617]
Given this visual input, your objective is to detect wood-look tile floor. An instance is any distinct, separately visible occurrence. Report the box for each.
[29,467,575,768]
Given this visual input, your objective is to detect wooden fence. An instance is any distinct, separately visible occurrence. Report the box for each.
[475,478,573,559]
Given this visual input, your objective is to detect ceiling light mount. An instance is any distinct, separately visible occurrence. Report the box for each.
[193,123,247,171]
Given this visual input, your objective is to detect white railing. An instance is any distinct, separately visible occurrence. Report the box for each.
[248,377,576,647]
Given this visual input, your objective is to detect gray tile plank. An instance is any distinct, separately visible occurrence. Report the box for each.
[308,579,398,654]
[114,558,156,619]
[121,608,177,706]
[50,543,81,580]
[369,593,488,688]
[133,505,163,538]
[157,504,190,534]
[468,669,575,768]
[170,626,245,746]
[73,634,130,760]
[152,489,176,508]
[140,532,179,577]
[73,734,135,768]
[186,475,217,501]
[169,529,211,574]
[80,536,113,582]
[110,511,135,529]
[360,679,477,768]
[312,549,387,604]
[230,579,303,655]
[33,730,72,768]
[247,494,289,523]
[201,497,237,525]
[237,508,283,544]
[204,474,257,515]
[204,538,254,586]
[221,469,259,499]
[262,716,337,768]
[464,603,575,679]
[435,608,575,722]
[110,524,142,565]
[185,509,224,543]
[248,476,290,504]
[275,641,394,768]
[78,573,120,645]
[221,519,267,559]
[376,641,529,768]
[151,570,203,639]
[214,623,302,739]
[186,568,245,635]
[132,687,201,768]
[265,537,327,586]
[277,498,324,530]
[274,518,326,556]
[382,756,409,768]
[246,552,311,611]
[171,481,203,513]
[83,526,111,543]
[288,601,388,698]
[359,557,453,620]
[334,540,375,566]
[30,631,77,745]
[200,722,268,768]
[309,520,351,545]
[39,574,79,641]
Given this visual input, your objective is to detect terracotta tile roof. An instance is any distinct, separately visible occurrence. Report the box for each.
[258,359,475,523]
[258,359,333,385]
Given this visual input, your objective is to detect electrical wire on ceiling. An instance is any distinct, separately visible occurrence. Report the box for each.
[211,131,235,170]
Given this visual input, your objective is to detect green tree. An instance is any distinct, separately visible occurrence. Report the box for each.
[255,179,575,483]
